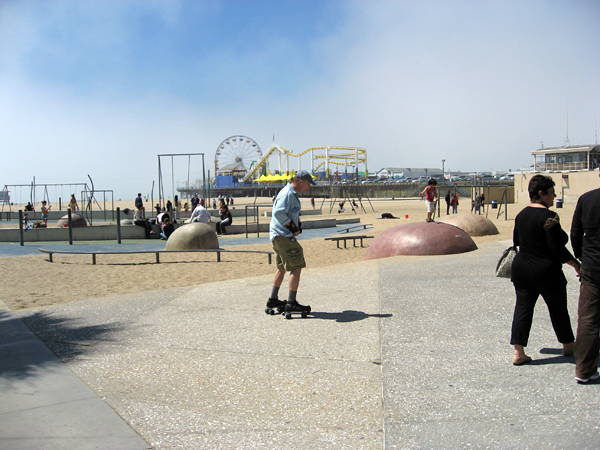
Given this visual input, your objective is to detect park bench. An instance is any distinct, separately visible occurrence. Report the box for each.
[324,235,374,249]
[337,223,373,233]
[38,248,274,265]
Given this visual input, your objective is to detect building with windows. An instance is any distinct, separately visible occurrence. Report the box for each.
[375,167,442,180]
[531,145,600,172]
[514,144,600,205]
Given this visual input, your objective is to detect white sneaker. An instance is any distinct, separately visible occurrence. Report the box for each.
[575,371,600,384]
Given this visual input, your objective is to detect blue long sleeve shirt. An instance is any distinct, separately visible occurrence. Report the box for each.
[270,183,301,241]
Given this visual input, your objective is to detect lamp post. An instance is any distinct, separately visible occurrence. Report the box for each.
[442,159,446,180]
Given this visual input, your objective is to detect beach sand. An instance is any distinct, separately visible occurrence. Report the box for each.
[0,197,578,311]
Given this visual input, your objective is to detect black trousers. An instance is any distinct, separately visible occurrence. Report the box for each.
[134,220,152,237]
[216,220,229,234]
[575,269,600,379]
[511,279,574,347]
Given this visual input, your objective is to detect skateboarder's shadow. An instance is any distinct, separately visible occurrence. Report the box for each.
[311,310,392,323]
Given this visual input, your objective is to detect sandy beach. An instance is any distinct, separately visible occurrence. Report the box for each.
[0,196,578,311]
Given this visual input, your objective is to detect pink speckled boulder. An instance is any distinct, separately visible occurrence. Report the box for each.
[365,221,477,259]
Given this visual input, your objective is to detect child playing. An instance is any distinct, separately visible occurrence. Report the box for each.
[40,200,51,226]
[420,178,438,222]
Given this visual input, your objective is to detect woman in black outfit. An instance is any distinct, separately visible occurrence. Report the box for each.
[510,175,580,365]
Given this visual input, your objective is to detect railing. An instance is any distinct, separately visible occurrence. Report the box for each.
[536,162,589,171]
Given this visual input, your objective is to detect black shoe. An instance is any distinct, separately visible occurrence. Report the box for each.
[265,298,286,315]
[284,300,311,319]
[285,300,311,313]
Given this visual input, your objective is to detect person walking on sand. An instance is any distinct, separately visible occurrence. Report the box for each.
[265,170,315,316]
[571,172,600,383]
[451,194,459,214]
[510,175,579,366]
[445,190,451,215]
[420,178,438,222]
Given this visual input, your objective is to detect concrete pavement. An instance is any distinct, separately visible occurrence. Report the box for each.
[2,239,600,449]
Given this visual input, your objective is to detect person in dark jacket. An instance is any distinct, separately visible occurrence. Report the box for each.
[571,173,600,383]
[216,205,233,235]
[445,190,451,215]
[510,175,580,365]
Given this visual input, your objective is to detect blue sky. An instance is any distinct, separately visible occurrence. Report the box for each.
[1,0,599,201]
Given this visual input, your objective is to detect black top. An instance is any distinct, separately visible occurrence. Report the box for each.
[571,187,600,277]
[511,206,574,284]
[220,210,233,223]
[163,223,175,238]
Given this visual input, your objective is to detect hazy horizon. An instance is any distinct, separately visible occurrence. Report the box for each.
[1,0,599,201]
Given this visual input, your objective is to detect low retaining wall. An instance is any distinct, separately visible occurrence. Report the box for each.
[0,225,147,242]
[0,216,359,243]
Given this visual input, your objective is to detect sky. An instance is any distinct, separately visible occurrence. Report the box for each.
[1,0,599,202]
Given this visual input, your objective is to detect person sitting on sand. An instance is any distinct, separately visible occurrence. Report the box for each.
[23,213,33,230]
[160,214,174,240]
[133,205,154,237]
[216,205,233,235]
[190,203,211,223]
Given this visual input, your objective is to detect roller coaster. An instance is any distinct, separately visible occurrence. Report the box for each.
[242,143,368,182]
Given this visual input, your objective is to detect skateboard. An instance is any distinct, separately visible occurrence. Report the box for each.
[265,299,286,315]
[284,305,312,320]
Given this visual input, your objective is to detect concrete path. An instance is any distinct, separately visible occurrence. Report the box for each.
[2,239,600,449]
[0,299,149,450]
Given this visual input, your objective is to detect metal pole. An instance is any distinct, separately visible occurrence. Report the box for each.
[504,186,508,221]
[158,156,162,209]
[117,207,121,244]
[68,208,73,245]
[187,154,191,194]
[171,155,175,202]
[202,154,206,204]
[19,210,24,246]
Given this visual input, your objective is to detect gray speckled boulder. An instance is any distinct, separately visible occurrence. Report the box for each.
[57,213,87,227]
[165,223,219,250]
[437,214,499,236]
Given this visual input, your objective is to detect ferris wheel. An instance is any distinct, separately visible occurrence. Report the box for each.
[214,135,262,177]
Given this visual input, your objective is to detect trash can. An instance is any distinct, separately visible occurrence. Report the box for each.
[491,200,498,209]
[556,199,563,208]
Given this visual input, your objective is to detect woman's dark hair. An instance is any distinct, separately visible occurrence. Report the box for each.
[428,178,437,186]
[528,175,555,202]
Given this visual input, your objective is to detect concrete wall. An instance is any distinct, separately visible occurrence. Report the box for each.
[0,224,147,243]
[0,217,357,243]
[514,170,600,206]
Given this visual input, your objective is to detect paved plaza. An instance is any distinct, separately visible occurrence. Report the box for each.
[1,239,600,449]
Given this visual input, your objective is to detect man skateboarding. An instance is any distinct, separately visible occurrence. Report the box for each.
[266,170,315,317]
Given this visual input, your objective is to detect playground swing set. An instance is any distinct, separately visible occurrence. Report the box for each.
[1,176,114,224]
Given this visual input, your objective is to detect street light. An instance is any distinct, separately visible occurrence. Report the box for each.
[442,159,446,180]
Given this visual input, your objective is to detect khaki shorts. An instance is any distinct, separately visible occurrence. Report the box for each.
[272,235,306,272]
